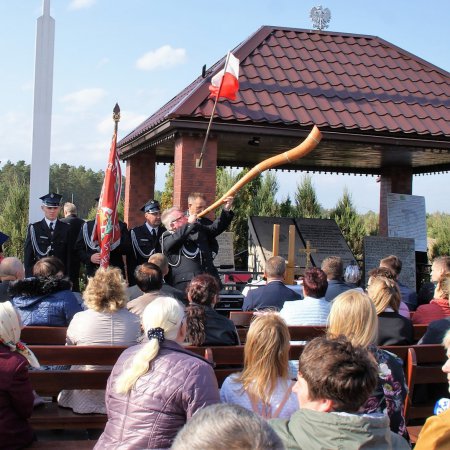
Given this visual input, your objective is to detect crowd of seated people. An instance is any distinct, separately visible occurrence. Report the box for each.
[4,246,450,449]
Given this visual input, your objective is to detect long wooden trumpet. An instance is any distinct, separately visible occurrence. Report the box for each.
[198,125,322,218]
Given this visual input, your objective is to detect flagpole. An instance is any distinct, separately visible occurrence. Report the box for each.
[196,52,232,168]
[113,102,120,134]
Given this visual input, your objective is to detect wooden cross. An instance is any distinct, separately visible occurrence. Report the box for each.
[299,240,317,269]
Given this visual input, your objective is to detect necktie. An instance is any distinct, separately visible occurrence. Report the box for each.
[49,222,54,234]
[151,229,157,238]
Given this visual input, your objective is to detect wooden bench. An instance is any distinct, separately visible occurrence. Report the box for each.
[404,344,447,422]
[229,311,254,327]
[29,345,130,431]
[22,326,67,345]
[413,324,428,342]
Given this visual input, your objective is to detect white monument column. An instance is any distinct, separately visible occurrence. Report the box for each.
[28,0,55,222]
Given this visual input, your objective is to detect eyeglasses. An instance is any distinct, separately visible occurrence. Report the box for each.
[170,215,185,225]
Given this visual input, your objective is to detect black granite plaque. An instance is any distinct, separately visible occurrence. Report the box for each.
[295,218,356,268]
[248,217,305,275]
[363,236,416,290]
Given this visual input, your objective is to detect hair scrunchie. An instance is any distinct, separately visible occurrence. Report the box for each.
[147,327,165,343]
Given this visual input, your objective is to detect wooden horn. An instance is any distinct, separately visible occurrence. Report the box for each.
[197,125,322,218]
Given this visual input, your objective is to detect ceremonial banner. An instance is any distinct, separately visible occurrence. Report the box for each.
[92,130,122,268]
[209,52,239,101]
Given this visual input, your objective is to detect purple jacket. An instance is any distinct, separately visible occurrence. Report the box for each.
[0,346,35,449]
[95,340,219,450]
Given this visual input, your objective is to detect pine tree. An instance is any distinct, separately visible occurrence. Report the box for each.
[294,174,322,218]
[330,188,365,260]
[0,175,29,258]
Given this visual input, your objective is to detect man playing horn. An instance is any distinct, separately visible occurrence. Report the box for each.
[161,197,234,291]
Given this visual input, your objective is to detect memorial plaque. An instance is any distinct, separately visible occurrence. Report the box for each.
[363,236,416,290]
[248,217,305,275]
[213,232,235,271]
[387,193,427,252]
[295,218,356,268]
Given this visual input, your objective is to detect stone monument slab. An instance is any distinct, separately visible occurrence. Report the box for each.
[295,218,356,268]
[248,217,304,275]
[213,232,235,270]
[387,193,427,252]
[363,236,416,290]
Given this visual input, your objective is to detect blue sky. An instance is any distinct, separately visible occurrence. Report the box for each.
[0,0,449,214]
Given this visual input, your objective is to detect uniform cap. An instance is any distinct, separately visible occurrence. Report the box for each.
[39,192,62,207]
[141,200,161,213]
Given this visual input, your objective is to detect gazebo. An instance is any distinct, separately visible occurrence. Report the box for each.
[118,26,450,230]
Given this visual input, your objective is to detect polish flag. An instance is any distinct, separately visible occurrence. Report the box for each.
[209,52,240,101]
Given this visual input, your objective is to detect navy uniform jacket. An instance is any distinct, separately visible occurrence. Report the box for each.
[75,219,133,282]
[24,219,71,277]
[129,223,166,276]
[162,209,233,291]
[243,280,302,311]
[61,214,85,291]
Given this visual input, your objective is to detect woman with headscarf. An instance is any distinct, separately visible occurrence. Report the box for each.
[0,301,40,449]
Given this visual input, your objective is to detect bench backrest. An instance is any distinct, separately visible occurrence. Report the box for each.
[405,344,447,421]
[229,311,254,327]
[22,326,67,345]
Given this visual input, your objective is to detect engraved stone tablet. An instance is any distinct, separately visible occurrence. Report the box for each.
[295,218,356,268]
[214,232,235,270]
[248,217,305,275]
[363,236,416,290]
[387,193,427,252]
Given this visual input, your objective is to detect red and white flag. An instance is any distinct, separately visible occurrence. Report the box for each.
[209,52,240,101]
[92,130,122,269]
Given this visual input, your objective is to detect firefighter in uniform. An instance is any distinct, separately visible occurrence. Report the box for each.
[24,193,71,277]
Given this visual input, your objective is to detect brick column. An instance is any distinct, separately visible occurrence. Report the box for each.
[173,135,218,218]
[378,166,412,236]
[124,150,156,228]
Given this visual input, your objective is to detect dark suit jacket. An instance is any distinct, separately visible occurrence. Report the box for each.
[377,311,414,346]
[419,317,450,344]
[61,214,85,290]
[24,219,70,277]
[243,280,302,311]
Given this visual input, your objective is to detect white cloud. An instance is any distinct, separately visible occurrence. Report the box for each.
[97,110,147,134]
[60,88,107,112]
[96,57,110,69]
[68,0,97,10]
[136,45,187,71]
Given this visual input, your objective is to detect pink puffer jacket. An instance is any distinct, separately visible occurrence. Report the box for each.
[95,340,219,449]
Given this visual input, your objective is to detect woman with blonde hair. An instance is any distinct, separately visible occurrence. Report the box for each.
[0,301,40,448]
[366,275,413,345]
[328,290,409,441]
[413,272,450,325]
[58,267,141,414]
[95,296,219,450]
[220,312,298,419]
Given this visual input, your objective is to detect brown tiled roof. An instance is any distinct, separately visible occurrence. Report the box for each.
[119,26,450,152]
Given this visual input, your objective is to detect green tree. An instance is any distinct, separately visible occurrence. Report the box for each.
[0,175,29,258]
[279,195,295,217]
[160,164,174,211]
[294,175,322,218]
[361,210,379,236]
[427,212,450,258]
[330,188,366,260]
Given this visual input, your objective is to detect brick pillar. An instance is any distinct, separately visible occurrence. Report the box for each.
[124,150,156,228]
[173,135,218,218]
[379,166,412,236]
